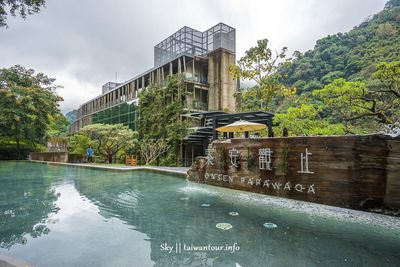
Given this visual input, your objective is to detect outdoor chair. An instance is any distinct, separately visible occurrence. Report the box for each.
[125,155,137,166]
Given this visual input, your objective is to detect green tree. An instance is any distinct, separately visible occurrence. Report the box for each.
[0,0,46,28]
[385,0,400,9]
[274,62,400,137]
[139,75,187,166]
[373,61,400,98]
[47,113,69,137]
[274,104,345,136]
[312,79,378,132]
[0,65,63,157]
[376,22,398,37]
[68,134,91,155]
[230,39,295,111]
[313,62,400,132]
[75,123,138,164]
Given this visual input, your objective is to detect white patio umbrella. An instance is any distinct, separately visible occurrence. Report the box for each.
[216,120,267,133]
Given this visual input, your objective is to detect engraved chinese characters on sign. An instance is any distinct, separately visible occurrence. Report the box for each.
[298,148,314,174]
[229,148,240,168]
[205,146,215,166]
[259,148,273,170]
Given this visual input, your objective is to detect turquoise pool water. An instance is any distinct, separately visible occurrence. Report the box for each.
[0,161,399,267]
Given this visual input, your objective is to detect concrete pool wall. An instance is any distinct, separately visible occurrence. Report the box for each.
[28,160,188,178]
[187,134,400,211]
[30,152,86,163]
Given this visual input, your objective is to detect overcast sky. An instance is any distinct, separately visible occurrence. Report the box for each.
[0,0,387,113]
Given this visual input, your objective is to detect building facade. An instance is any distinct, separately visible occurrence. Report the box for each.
[69,23,237,133]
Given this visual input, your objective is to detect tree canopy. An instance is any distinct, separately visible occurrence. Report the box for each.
[0,0,46,28]
[265,2,400,136]
[230,39,295,111]
[74,123,138,164]
[0,65,64,157]
[313,63,400,128]
[273,62,400,136]
[274,104,345,136]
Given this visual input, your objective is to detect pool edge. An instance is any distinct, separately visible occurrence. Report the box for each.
[27,160,188,178]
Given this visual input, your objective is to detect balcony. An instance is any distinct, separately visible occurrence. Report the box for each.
[184,100,208,111]
[184,72,208,85]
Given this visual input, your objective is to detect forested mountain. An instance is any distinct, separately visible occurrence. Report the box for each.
[283,0,400,92]
[65,110,77,124]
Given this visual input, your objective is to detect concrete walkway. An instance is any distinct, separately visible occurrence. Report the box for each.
[29,160,189,177]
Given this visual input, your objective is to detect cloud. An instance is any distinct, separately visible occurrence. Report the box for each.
[0,0,387,113]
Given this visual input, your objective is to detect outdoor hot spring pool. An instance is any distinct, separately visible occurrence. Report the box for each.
[0,161,399,267]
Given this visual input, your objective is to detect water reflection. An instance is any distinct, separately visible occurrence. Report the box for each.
[0,162,399,267]
[0,162,60,249]
[73,169,400,267]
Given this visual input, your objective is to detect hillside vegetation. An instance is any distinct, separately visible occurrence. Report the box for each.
[283,0,400,93]
[235,0,400,136]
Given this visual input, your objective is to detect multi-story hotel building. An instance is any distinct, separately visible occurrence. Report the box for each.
[69,23,237,133]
